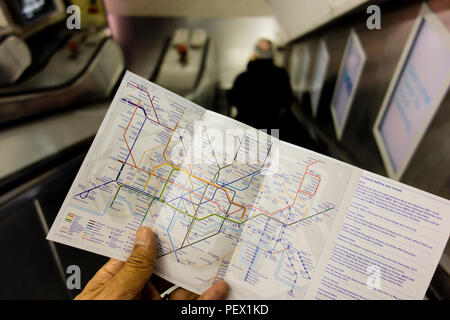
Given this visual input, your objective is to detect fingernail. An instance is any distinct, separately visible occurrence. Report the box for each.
[135,227,149,246]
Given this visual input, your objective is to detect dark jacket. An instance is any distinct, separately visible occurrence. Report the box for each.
[227,59,293,129]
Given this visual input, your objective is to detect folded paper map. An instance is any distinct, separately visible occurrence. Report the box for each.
[47,71,450,299]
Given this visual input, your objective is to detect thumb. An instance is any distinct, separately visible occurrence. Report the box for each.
[107,227,157,299]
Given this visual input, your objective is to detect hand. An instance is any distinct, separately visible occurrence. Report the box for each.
[75,226,229,300]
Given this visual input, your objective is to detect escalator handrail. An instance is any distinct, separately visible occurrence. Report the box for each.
[0,36,110,98]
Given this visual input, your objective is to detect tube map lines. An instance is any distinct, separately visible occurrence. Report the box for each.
[48,71,354,299]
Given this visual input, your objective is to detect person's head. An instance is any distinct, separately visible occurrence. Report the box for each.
[252,39,274,60]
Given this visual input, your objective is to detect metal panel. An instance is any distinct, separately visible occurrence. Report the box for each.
[0,103,108,181]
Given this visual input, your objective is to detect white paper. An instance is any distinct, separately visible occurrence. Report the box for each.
[304,170,450,300]
[47,71,450,299]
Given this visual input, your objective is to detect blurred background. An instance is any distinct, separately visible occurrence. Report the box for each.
[0,0,449,299]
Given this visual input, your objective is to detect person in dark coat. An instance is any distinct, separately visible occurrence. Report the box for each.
[227,39,321,152]
[227,39,292,130]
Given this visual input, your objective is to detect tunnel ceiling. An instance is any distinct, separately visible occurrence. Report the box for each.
[103,0,272,18]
